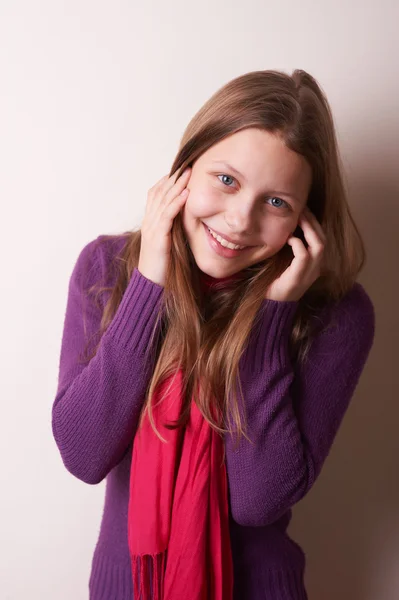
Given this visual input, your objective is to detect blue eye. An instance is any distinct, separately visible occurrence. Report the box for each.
[218,174,235,186]
[266,197,287,209]
[218,174,289,209]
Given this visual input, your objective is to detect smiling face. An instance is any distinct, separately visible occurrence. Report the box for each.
[181,127,312,279]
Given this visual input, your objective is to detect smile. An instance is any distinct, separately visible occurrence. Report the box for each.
[205,225,248,250]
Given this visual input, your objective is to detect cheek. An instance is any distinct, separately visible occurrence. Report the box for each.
[261,219,295,247]
[185,182,222,218]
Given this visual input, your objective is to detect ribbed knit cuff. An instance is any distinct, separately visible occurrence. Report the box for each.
[105,267,164,352]
[244,299,299,373]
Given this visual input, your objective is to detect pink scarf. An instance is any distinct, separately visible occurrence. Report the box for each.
[127,271,238,599]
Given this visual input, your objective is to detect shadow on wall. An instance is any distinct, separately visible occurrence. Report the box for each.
[288,166,399,600]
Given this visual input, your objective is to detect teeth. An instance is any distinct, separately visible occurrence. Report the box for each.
[207,226,247,250]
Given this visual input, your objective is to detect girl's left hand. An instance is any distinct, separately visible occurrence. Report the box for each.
[264,206,327,302]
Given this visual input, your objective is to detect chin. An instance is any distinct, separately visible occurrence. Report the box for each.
[194,258,241,279]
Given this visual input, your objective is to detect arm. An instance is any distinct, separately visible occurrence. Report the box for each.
[51,236,164,484]
[225,282,375,526]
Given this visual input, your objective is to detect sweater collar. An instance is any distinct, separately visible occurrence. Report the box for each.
[198,269,242,293]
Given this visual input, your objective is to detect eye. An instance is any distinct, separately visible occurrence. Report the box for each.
[217,174,236,187]
[266,196,288,209]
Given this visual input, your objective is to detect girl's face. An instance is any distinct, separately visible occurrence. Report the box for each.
[181,127,312,279]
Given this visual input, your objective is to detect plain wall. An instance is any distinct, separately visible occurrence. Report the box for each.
[1,0,398,598]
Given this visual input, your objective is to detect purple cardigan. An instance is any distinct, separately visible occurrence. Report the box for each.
[52,234,375,599]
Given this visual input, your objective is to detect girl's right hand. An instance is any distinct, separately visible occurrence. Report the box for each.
[138,167,192,287]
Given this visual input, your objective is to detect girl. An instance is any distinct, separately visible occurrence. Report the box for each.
[52,69,375,600]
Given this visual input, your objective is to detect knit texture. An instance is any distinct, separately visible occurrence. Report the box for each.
[52,234,375,599]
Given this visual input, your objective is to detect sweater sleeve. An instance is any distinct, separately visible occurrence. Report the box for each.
[224,282,376,527]
[51,236,165,485]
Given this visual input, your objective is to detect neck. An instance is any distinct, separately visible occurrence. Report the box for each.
[199,269,241,292]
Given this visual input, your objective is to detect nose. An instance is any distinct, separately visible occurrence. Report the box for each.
[224,201,256,236]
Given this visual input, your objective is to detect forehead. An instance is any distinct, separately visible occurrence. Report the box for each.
[198,128,311,197]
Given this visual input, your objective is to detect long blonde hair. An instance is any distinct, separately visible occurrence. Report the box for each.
[81,69,365,446]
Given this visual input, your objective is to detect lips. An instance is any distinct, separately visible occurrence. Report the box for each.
[202,222,257,260]
[203,223,251,248]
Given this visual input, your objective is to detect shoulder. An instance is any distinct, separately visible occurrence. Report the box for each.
[311,281,376,360]
[95,231,131,278]
[324,282,375,336]
[70,231,131,292]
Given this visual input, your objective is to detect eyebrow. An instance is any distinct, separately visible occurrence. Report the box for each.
[210,160,301,204]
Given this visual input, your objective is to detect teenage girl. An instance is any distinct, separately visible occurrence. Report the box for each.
[52,69,375,600]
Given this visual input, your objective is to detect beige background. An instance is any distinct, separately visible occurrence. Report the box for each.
[0,0,397,598]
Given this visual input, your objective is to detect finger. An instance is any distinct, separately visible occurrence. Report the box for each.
[149,174,169,195]
[299,213,325,259]
[162,168,192,206]
[149,171,180,201]
[302,208,327,242]
[161,188,189,221]
[161,167,191,198]
[147,169,190,217]
[144,188,188,238]
[286,237,310,278]
[287,236,309,260]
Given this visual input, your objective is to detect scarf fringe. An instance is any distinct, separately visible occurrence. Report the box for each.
[132,552,166,600]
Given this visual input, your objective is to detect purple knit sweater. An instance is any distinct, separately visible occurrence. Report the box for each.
[52,234,375,600]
